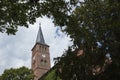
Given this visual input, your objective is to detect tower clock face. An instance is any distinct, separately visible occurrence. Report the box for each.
[42,54,46,58]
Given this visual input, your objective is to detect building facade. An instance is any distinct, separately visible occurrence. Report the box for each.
[31,26,51,80]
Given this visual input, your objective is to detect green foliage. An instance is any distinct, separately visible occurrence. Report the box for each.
[0,66,34,80]
[39,66,61,80]
[0,0,39,35]
[49,0,120,80]
[0,0,120,79]
[39,69,61,80]
[0,0,67,35]
[44,70,56,80]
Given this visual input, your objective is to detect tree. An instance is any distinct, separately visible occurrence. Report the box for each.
[38,0,120,80]
[52,0,120,80]
[0,0,120,79]
[0,0,72,35]
[0,66,34,80]
[0,0,41,35]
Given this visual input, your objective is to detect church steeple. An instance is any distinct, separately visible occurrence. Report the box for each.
[36,25,45,44]
[31,24,51,80]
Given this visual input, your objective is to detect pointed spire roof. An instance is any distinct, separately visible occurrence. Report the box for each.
[36,24,45,45]
[32,24,49,51]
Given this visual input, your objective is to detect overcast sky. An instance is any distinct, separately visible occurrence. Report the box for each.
[0,17,72,75]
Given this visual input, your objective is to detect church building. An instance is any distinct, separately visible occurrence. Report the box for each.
[31,26,51,80]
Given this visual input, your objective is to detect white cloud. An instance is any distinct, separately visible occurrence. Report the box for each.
[0,17,71,74]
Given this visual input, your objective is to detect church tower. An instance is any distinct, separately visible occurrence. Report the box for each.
[31,26,51,80]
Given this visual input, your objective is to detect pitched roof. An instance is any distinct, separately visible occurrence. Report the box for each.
[36,26,45,45]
